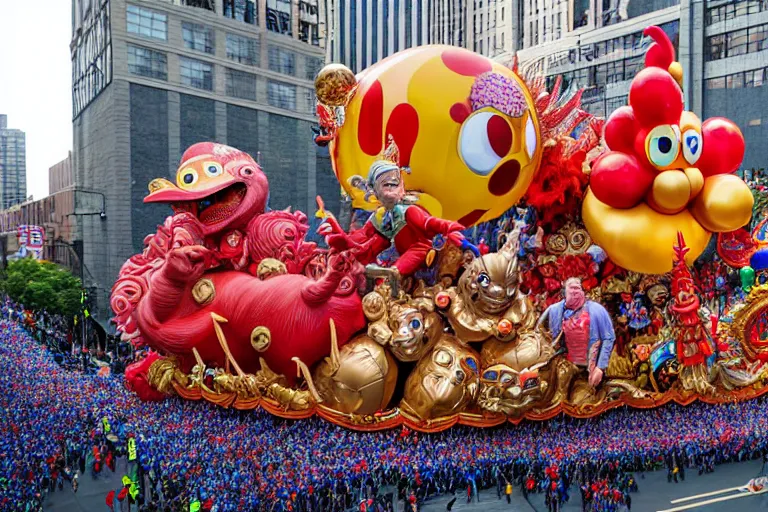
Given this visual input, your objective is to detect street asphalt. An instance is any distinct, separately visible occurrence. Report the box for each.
[45,458,768,512]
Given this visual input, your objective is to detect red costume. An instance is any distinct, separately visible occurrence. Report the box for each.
[329,204,465,276]
[670,233,713,366]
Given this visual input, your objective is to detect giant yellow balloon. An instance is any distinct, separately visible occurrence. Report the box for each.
[582,190,711,274]
[690,174,754,233]
[326,46,543,227]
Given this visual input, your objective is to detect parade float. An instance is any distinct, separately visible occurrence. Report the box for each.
[112,27,768,431]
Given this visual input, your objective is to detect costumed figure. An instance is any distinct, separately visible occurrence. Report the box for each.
[645,282,670,336]
[669,233,716,395]
[538,277,616,400]
[434,225,538,343]
[621,293,651,332]
[319,137,474,281]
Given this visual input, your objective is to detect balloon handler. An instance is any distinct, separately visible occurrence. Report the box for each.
[538,277,616,397]
[319,137,479,283]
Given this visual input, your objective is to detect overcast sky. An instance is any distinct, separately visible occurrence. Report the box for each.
[0,0,72,200]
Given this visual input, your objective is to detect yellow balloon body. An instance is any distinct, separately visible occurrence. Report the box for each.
[328,45,543,226]
[651,170,691,213]
[691,174,754,233]
[582,189,711,274]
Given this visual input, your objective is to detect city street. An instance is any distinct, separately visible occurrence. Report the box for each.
[45,458,767,512]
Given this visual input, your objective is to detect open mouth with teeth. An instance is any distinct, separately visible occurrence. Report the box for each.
[173,183,247,226]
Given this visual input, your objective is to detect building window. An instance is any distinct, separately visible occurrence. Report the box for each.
[126,4,167,40]
[624,56,643,80]
[72,0,112,118]
[594,63,608,86]
[268,46,296,75]
[748,24,768,53]
[226,68,257,100]
[727,71,745,89]
[707,23,768,61]
[182,22,215,54]
[266,0,292,35]
[180,56,213,90]
[573,0,590,29]
[707,34,726,61]
[606,60,624,84]
[267,80,297,110]
[305,89,316,113]
[226,33,259,65]
[727,28,749,57]
[299,1,320,45]
[127,44,167,80]
[305,56,323,80]
[223,0,257,24]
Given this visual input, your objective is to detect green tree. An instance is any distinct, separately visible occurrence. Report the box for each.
[0,258,83,316]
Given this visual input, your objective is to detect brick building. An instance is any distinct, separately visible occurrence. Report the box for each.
[0,153,79,272]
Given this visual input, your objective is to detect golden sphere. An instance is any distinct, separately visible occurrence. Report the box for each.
[314,64,357,107]
[651,170,691,213]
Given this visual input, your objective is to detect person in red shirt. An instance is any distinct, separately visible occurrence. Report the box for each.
[320,138,476,279]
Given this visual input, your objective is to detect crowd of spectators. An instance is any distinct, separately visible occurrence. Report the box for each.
[1,311,768,512]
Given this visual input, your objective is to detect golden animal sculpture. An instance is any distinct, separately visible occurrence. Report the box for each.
[435,225,537,343]
[478,329,557,416]
[363,286,444,362]
[310,320,398,416]
[400,336,481,421]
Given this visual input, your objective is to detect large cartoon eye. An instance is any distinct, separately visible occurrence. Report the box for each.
[482,369,499,381]
[179,169,198,187]
[646,125,680,168]
[458,111,513,176]
[523,377,540,390]
[203,161,223,177]
[434,349,453,367]
[681,129,702,165]
[477,273,491,288]
[409,318,422,330]
[525,114,537,159]
[464,357,478,374]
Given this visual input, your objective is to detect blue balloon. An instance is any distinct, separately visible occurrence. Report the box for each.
[751,248,768,271]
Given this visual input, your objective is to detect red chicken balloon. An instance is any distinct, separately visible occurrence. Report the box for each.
[583,26,753,274]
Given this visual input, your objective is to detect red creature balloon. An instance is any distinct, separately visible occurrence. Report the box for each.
[583,26,753,274]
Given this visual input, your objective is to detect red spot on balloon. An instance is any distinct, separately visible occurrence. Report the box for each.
[699,117,745,177]
[358,80,384,156]
[441,49,492,77]
[488,159,520,196]
[385,103,419,166]
[459,209,488,227]
[450,102,471,124]
[590,152,655,209]
[487,115,513,157]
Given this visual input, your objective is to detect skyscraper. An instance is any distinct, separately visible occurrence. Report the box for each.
[329,0,430,73]
[0,115,27,210]
[70,0,335,323]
